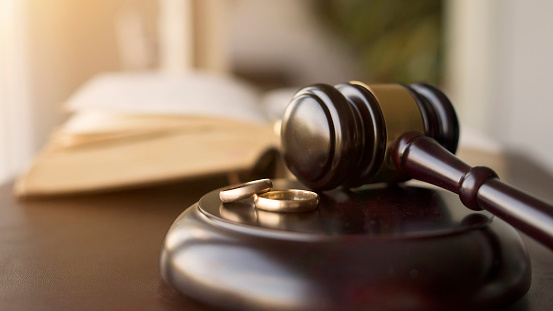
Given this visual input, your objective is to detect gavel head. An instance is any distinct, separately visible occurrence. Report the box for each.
[281,82,460,190]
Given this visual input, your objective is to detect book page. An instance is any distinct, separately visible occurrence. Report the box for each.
[65,71,269,126]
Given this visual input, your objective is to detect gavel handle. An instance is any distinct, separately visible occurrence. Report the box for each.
[393,132,553,250]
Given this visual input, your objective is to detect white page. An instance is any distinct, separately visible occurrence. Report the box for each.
[65,71,268,125]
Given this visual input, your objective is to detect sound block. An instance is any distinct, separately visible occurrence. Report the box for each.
[160,179,531,311]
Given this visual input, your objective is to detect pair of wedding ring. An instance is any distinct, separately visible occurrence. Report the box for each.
[219,179,319,213]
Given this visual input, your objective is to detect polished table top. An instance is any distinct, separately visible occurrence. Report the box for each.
[1,153,552,310]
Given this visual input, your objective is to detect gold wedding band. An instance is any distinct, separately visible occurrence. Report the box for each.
[219,179,273,203]
[254,189,319,213]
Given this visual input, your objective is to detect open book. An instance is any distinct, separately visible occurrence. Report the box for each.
[15,71,292,197]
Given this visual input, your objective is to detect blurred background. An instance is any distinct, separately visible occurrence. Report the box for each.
[1,0,553,184]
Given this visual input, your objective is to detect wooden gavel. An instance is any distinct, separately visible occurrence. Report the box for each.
[281,82,553,250]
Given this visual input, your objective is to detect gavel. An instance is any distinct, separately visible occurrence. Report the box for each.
[281,82,553,250]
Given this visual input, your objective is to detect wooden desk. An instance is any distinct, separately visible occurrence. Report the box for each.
[0,154,552,310]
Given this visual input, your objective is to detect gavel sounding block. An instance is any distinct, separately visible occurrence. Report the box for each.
[160,180,530,311]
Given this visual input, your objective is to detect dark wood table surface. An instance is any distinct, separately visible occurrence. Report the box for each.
[1,153,552,310]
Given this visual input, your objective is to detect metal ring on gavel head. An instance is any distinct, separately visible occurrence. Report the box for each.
[254,189,319,213]
[219,179,273,203]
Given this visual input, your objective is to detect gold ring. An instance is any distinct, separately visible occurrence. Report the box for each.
[254,189,319,213]
[219,179,273,203]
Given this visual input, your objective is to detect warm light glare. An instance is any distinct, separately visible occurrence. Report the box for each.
[0,0,15,50]
[0,0,16,182]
